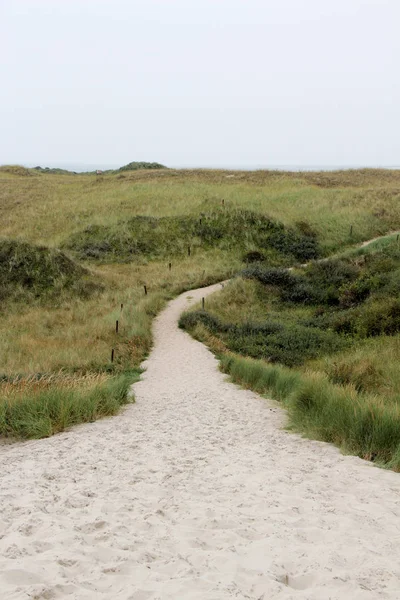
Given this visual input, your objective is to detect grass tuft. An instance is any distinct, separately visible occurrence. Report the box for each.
[0,371,139,439]
[220,353,400,470]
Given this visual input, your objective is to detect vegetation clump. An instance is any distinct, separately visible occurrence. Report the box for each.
[116,161,167,172]
[66,209,320,264]
[180,310,344,367]
[0,239,102,303]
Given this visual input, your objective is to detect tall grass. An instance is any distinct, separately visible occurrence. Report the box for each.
[0,371,139,439]
[220,353,400,470]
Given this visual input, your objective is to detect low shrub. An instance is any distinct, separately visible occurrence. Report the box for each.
[280,281,324,305]
[241,266,297,288]
[181,310,344,367]
[242,250,266,263]
[267,228,320,261]
[179,310,231,334]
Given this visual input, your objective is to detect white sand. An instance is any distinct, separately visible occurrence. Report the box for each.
[1,282,400,599]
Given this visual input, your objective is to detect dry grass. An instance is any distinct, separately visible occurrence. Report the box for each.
[0,249,240,375]
[0,371,111,400]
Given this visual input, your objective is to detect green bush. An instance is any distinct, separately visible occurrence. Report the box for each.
[179,311,230,333]
[280,281,324,305]
[267,228,320,261]
[181,309,344,367]
[242,250,266,263]
[241,266,297,288]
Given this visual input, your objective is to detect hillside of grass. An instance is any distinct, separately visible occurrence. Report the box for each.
[1,165,400,444]
[65,210,319,263]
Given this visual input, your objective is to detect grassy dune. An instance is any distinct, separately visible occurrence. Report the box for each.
[1,165,400,441]
[2,166,400,248]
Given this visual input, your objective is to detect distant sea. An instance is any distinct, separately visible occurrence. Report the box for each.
[24,162,400,173]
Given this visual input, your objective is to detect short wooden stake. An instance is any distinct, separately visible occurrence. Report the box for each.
[202,297,205,310]
[188,246,191,257]
[199,218,202,225]
[222,198,225,206]
[397,234,399,243]
[111,349,114,363]
[350,225,353,236]
[144,285,147,295]
[120,303,124,311]
[169,262,172,271]
[115,320,119,333]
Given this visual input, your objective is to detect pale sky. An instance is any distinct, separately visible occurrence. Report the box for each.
[1,0,399,168]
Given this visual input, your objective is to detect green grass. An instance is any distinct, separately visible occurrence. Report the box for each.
[220,353,400,470]
[0,370,140,439]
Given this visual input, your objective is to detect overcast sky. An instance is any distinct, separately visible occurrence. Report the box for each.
[1,0,399,169]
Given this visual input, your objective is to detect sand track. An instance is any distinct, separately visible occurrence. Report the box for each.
[1,282,400,599]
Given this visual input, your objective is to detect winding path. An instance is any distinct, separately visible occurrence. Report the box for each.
[1,282,400,599]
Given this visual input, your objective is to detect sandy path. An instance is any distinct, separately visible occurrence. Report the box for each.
[1,282,400,599]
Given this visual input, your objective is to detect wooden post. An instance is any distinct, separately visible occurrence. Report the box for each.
[199,218,202,225]
[144,285,147,295]
[120,303,123,311]
[169,262,172,271]
[222,198,225,206]
[188,245,191,257]
[202,297,205,310]
[397,234,399,243]
[115,320,119,333]
[350,225,353,236]
[111,349,114,363]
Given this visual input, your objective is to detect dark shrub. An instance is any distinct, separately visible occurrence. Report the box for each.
[242,266,297,288]
[236,321,283,336]
[267,229,320,262]
[339,275,380,308]
[281,281,324,305]
[179,311,231,334]
[243,250,266,263]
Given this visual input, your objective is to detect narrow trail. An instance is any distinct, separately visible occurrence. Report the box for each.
[1,283,400,599]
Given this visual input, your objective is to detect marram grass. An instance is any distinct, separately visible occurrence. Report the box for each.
[220,353,400,471]
[0,371,140,440]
